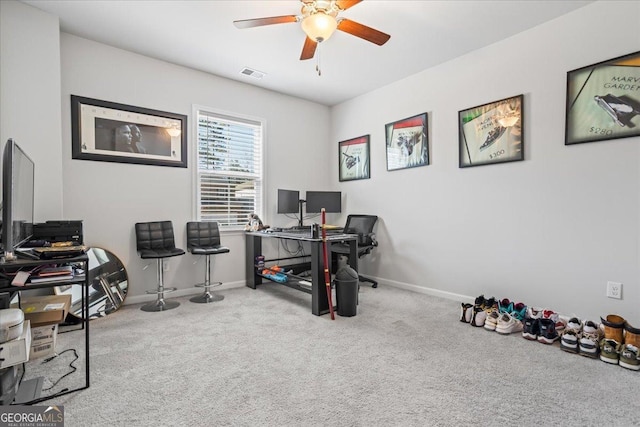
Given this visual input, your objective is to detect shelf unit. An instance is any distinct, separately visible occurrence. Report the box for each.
[0,254,90,404]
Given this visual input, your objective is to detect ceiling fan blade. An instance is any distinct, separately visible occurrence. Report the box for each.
[335,0,363,11]
[300,37,318,60]
[337,18,390,46]
[233,15,298,29]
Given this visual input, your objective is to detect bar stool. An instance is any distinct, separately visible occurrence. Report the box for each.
[186,221,229,303]
[135,221,185,312]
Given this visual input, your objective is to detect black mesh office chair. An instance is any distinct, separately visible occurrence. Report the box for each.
[332,214,379,288]
[186,221,230,304]
[135,221,185,312]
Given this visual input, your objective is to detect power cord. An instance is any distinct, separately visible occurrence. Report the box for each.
[41,348,79,391]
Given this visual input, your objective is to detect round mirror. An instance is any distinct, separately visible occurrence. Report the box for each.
[55,248,128,320]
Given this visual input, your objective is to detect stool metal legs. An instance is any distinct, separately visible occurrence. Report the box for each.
[141,259,180,312]
[190,255,224,303]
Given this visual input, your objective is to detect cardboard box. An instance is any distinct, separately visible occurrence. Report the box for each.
[14,295,71,327]
[29,323,58,360]
[0,320,31,369]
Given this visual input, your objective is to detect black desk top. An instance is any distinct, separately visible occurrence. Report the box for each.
[246,230,357,242]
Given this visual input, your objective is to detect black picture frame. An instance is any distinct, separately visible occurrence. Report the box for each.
[385,113,429,171]
[71,95,187,168]
[458,94,524,168]
[565,51,640,145]
[339,135,370,182]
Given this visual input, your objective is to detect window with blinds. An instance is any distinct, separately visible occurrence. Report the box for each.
[196,108,264,229]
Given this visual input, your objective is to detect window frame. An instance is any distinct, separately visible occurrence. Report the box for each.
[192,105,266,231]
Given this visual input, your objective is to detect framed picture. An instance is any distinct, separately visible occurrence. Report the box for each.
[71,95,187,167]
[339,135,370,181]
[385,113,429,171]
[459,94,524,168]
[565,51,640,145]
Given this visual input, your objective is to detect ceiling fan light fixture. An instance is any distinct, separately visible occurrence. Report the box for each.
[301,12,337,43]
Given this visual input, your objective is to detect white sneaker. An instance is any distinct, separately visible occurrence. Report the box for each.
[484,310,500,331]
[560,317,582,353]
[496,312,523,335]
[579,320,601,358]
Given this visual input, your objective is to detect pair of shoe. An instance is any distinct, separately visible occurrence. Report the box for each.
[460,295,494,326]
[495,312,523,335]
[463,295,497,328]
[601,340,640,370]
[522,307,563,344]
[560,318,601,358]
[485,299,526,333]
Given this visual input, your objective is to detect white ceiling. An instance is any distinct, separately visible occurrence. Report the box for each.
[22,0,592,106]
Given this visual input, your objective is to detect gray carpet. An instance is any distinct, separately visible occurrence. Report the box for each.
[24,284,639,426]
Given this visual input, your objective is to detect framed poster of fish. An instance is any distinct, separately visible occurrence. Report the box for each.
[339,135,370,182]
[458,94,524,168]
[565,51,640,145]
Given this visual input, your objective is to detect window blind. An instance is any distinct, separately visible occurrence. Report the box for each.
[196,110,263,228]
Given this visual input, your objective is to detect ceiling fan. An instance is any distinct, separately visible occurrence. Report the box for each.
[233,0,391,61]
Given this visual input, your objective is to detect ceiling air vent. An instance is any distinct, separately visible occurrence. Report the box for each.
[240,67,266,79]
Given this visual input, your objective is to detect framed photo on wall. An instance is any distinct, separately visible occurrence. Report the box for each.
[565,51,640,145]
[339,135,370,181]
[458,94,524,168]
[385,113,429,171]
[71,95,188,167]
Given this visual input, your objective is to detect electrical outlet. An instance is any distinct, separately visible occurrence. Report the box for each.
[606,281,622,299]
[163,262,170,272]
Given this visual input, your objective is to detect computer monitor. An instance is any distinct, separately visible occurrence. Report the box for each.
[277,189,300,214]
[1,139,35,260]
[305,191,341,213]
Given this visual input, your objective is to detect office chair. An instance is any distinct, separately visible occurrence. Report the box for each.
[135,221,185,312]
[331,214,379,288]
[186,221,230,303]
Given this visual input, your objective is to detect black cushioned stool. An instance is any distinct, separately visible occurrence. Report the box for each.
[135,221,185,312]
[186,221,230,303]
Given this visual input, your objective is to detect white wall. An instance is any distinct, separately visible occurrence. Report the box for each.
[0,0,63,220]
[331,1,640,324]
[59,34,332,302]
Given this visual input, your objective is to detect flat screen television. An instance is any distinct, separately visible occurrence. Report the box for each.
[1,139,35,260]
[305,191,341,213]
[277,189,300,214]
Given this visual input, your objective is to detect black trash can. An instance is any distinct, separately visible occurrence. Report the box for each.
[334,265,358,317]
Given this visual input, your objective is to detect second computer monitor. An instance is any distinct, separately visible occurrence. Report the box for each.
[306,191,341,213]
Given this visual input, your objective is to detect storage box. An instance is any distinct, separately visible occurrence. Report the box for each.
[29,323,58,360]
[0,320,31,369]
[14,295,71,327]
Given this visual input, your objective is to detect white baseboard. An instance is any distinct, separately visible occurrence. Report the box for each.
[124,280,245,306]
[123,277,473,306]
[369,276,474,304]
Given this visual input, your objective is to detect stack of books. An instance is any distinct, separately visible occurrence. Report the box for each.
[29,266,74,284]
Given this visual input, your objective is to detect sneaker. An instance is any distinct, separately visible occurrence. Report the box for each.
[537,318,559,344]
[560,317,582,353]
[579,320,602,358]
[498,298,513,314]
[474,295,486,308]
[542,309,566,332]
[470,304,487,327]
[484,309,500,331]
[510,302,527,321]
[522,307,543,340]
[522,316,540,340]
[599,339,621,365]
[496,312,523,335]
[460,303,473,323]
[619,344,640,371]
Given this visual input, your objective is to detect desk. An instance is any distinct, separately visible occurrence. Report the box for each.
[0,254,90,403]
[245,231,358,316]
